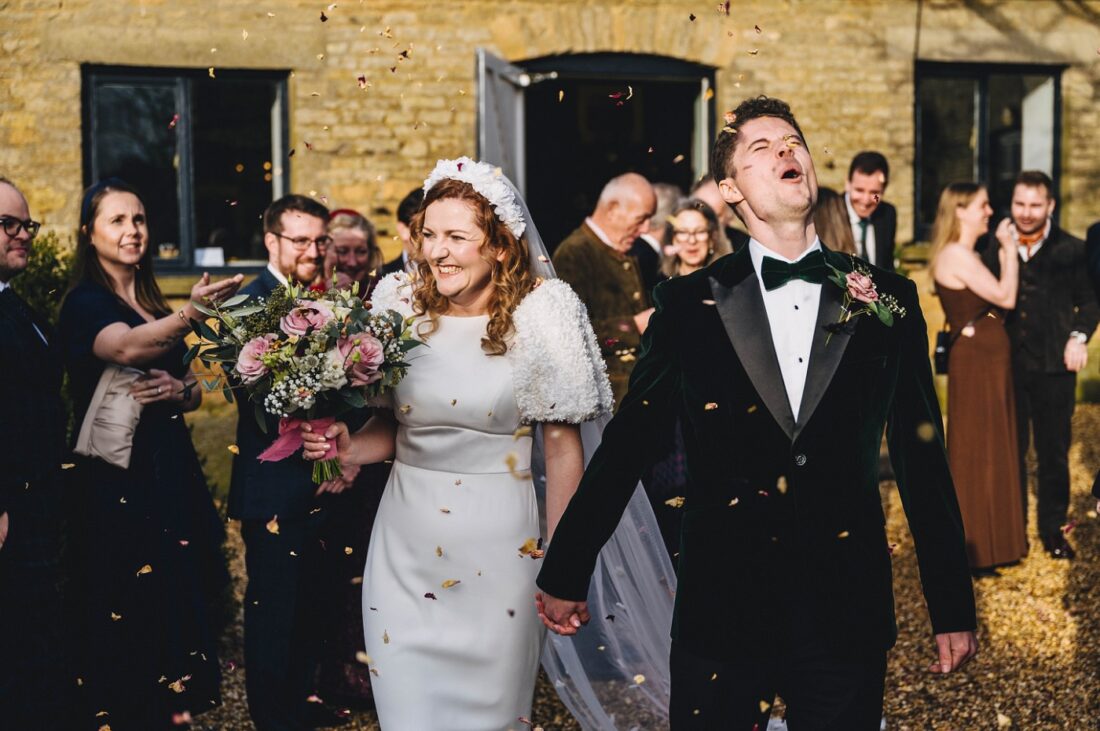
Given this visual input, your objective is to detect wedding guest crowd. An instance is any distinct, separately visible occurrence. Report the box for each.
[845,150,897,271]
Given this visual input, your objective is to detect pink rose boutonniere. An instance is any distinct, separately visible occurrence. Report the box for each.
[825,258,906,341]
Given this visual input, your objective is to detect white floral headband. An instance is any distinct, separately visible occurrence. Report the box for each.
[422,157,526,238]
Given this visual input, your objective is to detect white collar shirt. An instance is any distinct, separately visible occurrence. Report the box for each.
[266,262,290,287]
[748,237,824,422]
[845,193,876,267]
[585,217,620,252]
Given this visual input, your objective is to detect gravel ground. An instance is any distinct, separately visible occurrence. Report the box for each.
[195,407,1100,730]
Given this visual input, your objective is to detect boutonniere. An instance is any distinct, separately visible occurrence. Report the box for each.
[824,257,906,341]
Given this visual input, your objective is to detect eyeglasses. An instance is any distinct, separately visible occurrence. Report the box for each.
[274,232,333,251]
[0,216,41,239]
[672,229,710,242]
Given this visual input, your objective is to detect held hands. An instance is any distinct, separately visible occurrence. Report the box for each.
[1064,337,1088,373]
[928,630,978,674]
[185,272,245,319]
[994,218,1016,250]
[315,463,361,497]
[131,369,187,405]
[535,591,590,636]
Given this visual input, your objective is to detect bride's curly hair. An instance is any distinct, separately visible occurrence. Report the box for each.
[409,178,537,355]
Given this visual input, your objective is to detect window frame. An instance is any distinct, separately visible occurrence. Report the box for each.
[81,64,291,273]
[913,60,1064,242]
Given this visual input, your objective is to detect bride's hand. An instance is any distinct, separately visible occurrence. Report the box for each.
[301,421,351,462]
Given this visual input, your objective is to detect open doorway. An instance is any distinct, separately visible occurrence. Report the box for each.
[477,51,716,252]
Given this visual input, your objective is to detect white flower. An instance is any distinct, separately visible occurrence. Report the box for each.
[423,157,526,238]
[320,350,349,390]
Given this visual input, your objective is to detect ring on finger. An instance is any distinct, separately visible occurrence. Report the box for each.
[157,385,163,394]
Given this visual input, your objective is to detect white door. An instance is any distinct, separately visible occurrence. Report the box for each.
[476,49,527,195]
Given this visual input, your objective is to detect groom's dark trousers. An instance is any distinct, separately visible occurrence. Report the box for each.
[229,269,333,730]
[538,247,976,729]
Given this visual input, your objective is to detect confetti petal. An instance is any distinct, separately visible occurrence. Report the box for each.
[136,564,152,576]
[664,496,686,508]
[266,516,280,535]
[441,579,461,589]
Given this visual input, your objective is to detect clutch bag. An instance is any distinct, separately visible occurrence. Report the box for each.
[73,364,145,469]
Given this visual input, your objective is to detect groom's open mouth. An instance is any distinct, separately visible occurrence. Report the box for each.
[778,163,803,182]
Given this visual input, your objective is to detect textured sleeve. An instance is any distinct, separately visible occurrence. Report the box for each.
[368,271,415,320]
[510,280,613,424]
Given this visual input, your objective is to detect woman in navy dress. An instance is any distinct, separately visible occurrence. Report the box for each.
[60,179,242,729]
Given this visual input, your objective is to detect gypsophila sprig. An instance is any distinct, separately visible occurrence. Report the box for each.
[823,256,906,342]
[185,281,421,483]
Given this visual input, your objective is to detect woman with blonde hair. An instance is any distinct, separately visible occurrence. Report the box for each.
[930,182,1026,574]
[323,208,384,295]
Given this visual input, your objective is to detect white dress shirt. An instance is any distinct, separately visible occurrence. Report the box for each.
[845,193,876,267]
[748,238,823,421]
[0,278,48,344]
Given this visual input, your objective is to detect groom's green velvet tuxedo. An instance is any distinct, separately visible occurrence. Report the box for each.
[538,245,976,660]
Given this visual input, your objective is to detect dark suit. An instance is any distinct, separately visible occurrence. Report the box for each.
[0,286,71,727]
[983,225,1100,540]
[869,201,897,272]
[1085,221,1100,504]
[229,267,333,730]
[538,247,975,728]
[381,254,406,276]
[630,237,666,295]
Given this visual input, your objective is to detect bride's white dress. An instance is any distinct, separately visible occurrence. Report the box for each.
[362,275,613,730]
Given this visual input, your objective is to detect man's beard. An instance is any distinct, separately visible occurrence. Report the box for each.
[1013,217,1046,236]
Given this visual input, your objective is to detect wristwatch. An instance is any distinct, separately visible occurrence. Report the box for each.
[1070,331,1088,344]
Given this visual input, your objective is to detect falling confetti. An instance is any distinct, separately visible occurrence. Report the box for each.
[442,579,461,589]
[355,651,371,664]
[704,402,719,411]
[633,674,646,684]
[266,516,280,535]
[241,29,249,41]
[424,592,438,600]
[776,476,789,495]
[755,24,763,33]
[436,546,443,557]
[168,113,179,129]
[717,1,730,15]
[320,10,328,21]
[688,13,696,21]
[136,564,153,576]
[208,67,216,79]
[748,49,759,56]
[729,497,740,506]
[665,496,686,508]
[382,630,390,644]
[837,530,850,539]
[344,546,353,555]
[227,444,240,454]
[558,90,564,102]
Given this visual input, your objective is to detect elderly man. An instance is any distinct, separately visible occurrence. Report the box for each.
[553,172,657,408]
[0,177,71,727]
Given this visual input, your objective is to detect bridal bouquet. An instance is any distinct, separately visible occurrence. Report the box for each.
[185,282,419,483]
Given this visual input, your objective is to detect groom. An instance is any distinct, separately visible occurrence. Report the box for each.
[536,97,977,729]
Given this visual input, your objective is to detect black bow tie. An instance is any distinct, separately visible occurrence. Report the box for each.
[759,250,828,291]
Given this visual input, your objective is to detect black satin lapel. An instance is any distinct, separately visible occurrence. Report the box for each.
[709,273,796,441]
[794,276,852,440]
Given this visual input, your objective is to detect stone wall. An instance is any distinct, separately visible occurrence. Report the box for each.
[2,0,1099,261]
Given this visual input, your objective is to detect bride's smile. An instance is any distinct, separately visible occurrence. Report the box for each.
[420,196,505,316]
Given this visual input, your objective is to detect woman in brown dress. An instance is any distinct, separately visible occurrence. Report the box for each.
[929,182,1026,573]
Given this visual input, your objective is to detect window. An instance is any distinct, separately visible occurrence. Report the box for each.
[83,66,289,269]
[915,62,1061,241]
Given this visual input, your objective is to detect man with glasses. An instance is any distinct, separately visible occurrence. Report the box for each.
[229,194,350,729]
[0,177,72,727]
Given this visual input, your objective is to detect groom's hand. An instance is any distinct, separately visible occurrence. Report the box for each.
[535,591,590,636]
[928,630,978,673]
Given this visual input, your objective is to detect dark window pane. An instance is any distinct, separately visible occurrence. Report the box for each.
[192,78,278,264]
[918,76,977,234]
[92,81,182,260]
[987,74,1055,216]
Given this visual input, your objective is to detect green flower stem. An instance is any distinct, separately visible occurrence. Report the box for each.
[311,458,343,485]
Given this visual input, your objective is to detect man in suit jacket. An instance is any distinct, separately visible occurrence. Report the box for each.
[845,151,897,271]
[536,97,976,729]
[229,194,352,729]
[381,187,423,276]
[0,177,72,727]
[983,172,1100,559]
[553,173,657,408]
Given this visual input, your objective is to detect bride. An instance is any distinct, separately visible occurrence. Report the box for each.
[301,158,621,729]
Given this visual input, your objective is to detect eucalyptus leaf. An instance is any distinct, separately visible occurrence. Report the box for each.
[221,294,250,308]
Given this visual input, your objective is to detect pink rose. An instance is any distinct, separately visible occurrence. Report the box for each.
[845,271,878,304]
[236,334,278,384]
[280,300,335,336]
[339,334,386,386]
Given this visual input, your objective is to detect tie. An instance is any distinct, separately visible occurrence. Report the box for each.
[760,250,828,291]
[858,218,870,260]
[0,287,47,345]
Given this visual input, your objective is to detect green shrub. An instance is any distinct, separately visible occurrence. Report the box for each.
[10,230,73,327]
